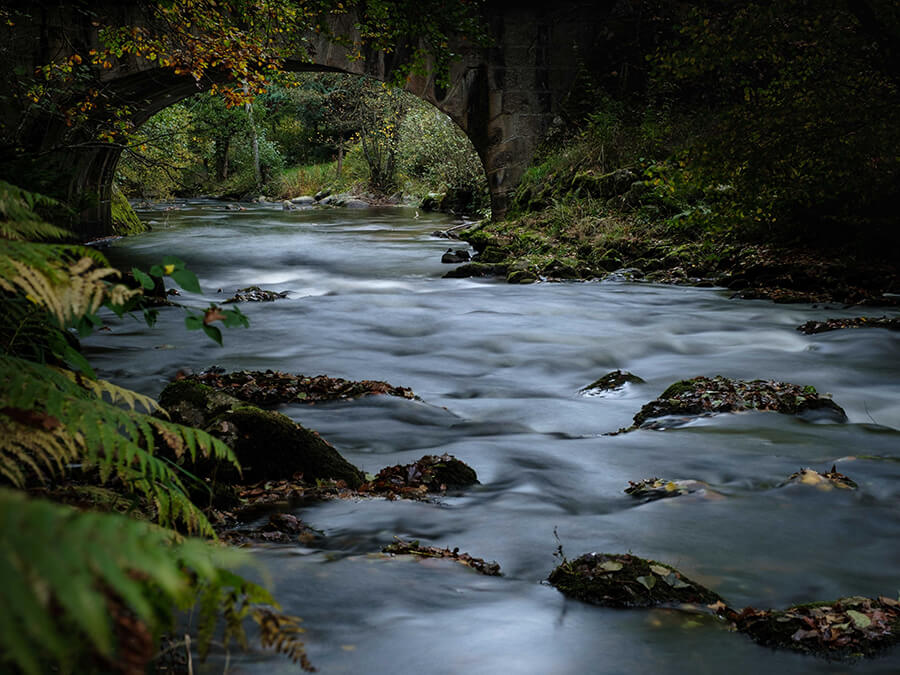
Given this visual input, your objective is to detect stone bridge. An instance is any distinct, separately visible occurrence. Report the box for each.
[2,1,617,235]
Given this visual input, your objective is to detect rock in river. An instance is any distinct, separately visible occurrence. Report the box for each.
[630,375,847,428]
[158,379,364,486]
[548,552,728,609]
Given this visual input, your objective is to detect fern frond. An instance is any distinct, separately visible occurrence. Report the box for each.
[0,294,58,361]
[0,488,270,675]
[0,416,79,486]
[1,356,239,534]
[3,254,138,329]
[0,180,70,241]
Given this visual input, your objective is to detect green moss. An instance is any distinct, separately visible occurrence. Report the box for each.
[110,184,147,235]
[581,370,645,393]
[157,378,364,487]
[218,407,364,487]
[659,379,697,399]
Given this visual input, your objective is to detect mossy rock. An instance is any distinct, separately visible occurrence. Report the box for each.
[632,376,847,427]
[158,379,241,428]
[110,184,147,235]
[580,370,645,394]
[478,245,509,264]
[217,407,364,486]
[444,262,507,279]
[548,552,727,609]
[157,379,364,487]
[540,260,579,279]
[734,596,900,659]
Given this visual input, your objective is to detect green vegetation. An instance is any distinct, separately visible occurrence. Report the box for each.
[0,181,310,672]
[464,0,899,299]
[117,73,489,211]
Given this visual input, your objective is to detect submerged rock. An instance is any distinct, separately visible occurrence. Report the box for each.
[157,379,364,487]
[220,512,320,545]
[580,370,645,395]
[797,316,900,334]
[383,538,501,576]
[624,478,715,502]
[781,466,857,490]
[443,262,508,278]
[441,248,471,264]
[548,552,727,609]
[222,286,289,303]
[631,376,847,427]
[734,596,900,659]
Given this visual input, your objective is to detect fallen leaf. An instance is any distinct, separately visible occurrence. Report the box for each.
[846,609,872,629]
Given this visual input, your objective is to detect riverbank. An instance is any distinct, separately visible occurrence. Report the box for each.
[451,213,899,305]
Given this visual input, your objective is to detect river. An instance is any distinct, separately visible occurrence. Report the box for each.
[84,200,900,674]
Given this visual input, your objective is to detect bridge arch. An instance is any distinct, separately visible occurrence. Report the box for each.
[1,1,608,236]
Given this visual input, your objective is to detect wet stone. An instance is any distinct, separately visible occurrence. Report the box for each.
[797,316,900,334]
[222,286,289,302]
[734,596,900,659]
[781,466,858,490]
[631,375,847,428]
[548,552,728,610]
[382,538,501,576]
[624,478,713,502]
[359,454,478,499]
[580,370,645,395]
[180,368,416,407]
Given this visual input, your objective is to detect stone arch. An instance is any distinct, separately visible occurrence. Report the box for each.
[3,1,612,236]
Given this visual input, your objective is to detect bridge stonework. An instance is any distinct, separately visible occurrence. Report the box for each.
[2,1,611,235]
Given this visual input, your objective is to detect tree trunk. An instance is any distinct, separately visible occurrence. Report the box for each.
[244,83,262,190]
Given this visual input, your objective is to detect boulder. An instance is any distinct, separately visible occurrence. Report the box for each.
[441,248,471,264]
[291,196,315,205]
[631,376,847,427]
[548,552,728,609]
[157,379,364,486]
[444,262,507,279]
[734,596,900,659]
[364,454,478,496]
[344,198,369,209]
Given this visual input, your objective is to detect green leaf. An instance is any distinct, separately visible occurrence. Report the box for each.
[846,609,872,630]
[636,575,657,591]
[142,308,158,327]
[185,315,203,331]
[149,264,164,277]
[649,564,670,576]
[222,307,250,328]
[201,324,223,345]
[62,345,96,378]
[599,560,623,572]
[162,255,184,268]
[171,268,201,294]
[131,267,155,290]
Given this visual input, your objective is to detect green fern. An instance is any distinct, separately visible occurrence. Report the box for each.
[0,181,309,671]
[0,179,71,241]
[1,355,239,535]
[0,488,310,674]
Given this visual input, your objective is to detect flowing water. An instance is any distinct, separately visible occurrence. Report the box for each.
[85,201,900,674]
